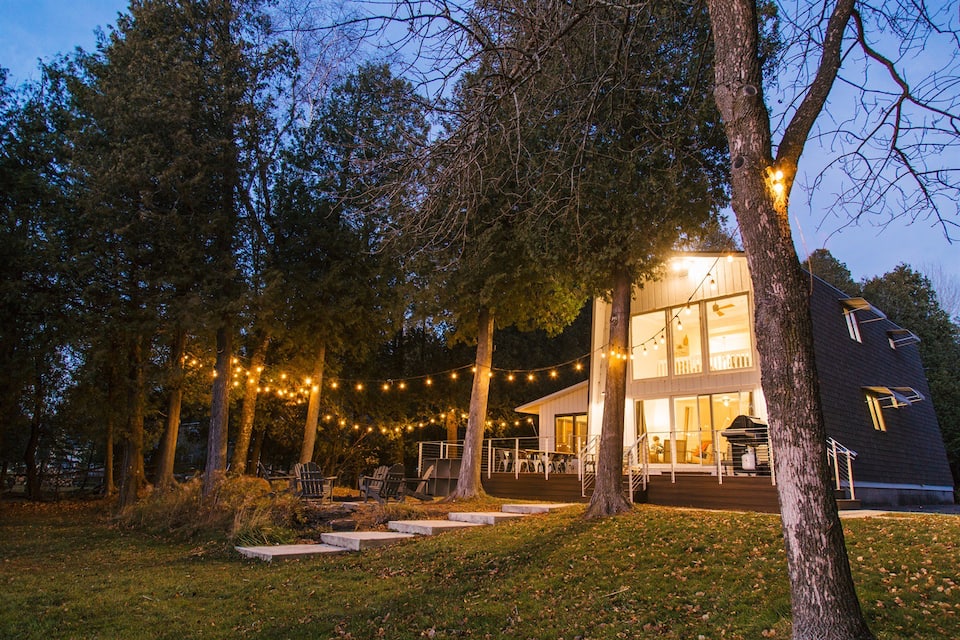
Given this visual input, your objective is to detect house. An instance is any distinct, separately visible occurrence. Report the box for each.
[515,252,954,508]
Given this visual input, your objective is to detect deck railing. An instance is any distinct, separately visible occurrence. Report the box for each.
[624,434,648,502]
[826,437,858,500]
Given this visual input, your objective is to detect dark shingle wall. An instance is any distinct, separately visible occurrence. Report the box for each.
[809,277,953,489]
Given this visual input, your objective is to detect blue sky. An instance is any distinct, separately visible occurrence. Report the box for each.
[1,0,957,284]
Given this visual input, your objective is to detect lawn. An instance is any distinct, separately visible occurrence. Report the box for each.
[0,499,957,639]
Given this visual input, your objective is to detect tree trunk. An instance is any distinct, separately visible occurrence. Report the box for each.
[118,334,146,510]
[248,423,266,472]
[232,332,270,473]
[447,306,494,500]
[203,323,233,498]
[584,268,633,518]
[105,411,115,495]
[706,1,873,637]
[154,328,187,489]
[299,342,326,464]
[24,380,42,501]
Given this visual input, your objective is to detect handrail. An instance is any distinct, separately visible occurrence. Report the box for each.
[826,436,858,500]
[624,434,648,503]
[579,435,599,497]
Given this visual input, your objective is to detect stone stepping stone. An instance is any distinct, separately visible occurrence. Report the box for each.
[448,511,529,525]
[235,543,346,561]
[388,519,486,535]
[320,530,415,551]
[501,503,578,514]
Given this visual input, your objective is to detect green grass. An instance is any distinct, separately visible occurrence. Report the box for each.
[1,500,957,639]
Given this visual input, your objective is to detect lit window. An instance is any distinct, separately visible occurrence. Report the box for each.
[671,304,702,375]
[707,294,753,370]
[845,310,862,343]
[866,393,887,431]
[631,310,668,379]
[555,414,587,453]
[839,298,886,343]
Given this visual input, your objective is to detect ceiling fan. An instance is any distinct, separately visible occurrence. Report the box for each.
[712,301,734,316]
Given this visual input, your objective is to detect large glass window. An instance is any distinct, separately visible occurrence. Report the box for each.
[631,310,668,379]
[637,398,671,463]
[671,304,702,375]
[555,414,588,452]
[707,294,753,371]
[639,392,755,466]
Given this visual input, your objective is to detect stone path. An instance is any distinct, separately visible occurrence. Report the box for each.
[235,503,577,562]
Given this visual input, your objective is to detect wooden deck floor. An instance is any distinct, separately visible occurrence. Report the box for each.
[480,471,780,513]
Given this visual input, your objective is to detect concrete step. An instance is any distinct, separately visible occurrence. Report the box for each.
[448,511,529,525]
[837,498,862,510]
[388,519,486,535]
[320,530,415,551]
[501,503,578,514]
[236,543,346,561]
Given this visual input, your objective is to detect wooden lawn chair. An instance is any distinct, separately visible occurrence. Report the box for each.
[358,465,389,502]
[364,464,406,504]
[404,464,435,501]
[294,462,335,501]
[258,462,295,492]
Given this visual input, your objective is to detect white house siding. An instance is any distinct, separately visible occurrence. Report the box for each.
[516,381,588,451]
[588,254,764,451]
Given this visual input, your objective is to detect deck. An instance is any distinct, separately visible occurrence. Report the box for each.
[479,471,781,513]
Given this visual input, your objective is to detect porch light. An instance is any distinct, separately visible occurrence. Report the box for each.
[330,381,338,389]
[677,318,684,331]
[356,382,363,391]
[451,372,458,380]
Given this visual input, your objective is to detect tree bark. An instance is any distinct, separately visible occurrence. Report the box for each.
[104,412,115,496]
[118,334,146,510]
[584,268,633,518]
[232,332,270,473]
[154,328,187,489]
[203,323,233,499]
[705,1,873,637]
[299,342,326,464]
[23,370,43,501]
[447,306,494,500]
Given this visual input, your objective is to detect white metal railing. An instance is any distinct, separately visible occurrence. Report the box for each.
[580,435,600,497]
[826,437,858,500]
[420,437,585,480]
[624,434,648,503]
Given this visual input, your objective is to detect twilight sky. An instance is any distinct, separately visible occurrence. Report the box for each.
[2,0,956,283]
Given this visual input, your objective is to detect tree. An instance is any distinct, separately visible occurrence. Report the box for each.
[422,2,728,512]
[61,0,290,503]
[267,62,427,466]
[805,248,858,295]
[0,70,82,500]
[704,0,958,637]
[862,265,960,487]
[396,56,594,499]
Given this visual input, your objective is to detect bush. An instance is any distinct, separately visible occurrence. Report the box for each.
[117,476,301,544]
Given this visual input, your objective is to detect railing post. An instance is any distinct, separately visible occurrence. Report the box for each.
[831,439,841,491]
[846,450,856,500]
[514,439,520,479]
[417,441,423,475]
[486,439,492,479]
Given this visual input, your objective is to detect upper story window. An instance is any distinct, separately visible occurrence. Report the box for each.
[631,310,668,379]
[632,293,755,379]
[672,304,702,375]
[707,294,753,371]
[839,297,886,343]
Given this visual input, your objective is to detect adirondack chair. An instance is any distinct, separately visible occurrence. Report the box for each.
[258,462,295,492]
[363,463,406,504]
[404,464,435,501]
[358,465,389,502]
[294,462,335,501]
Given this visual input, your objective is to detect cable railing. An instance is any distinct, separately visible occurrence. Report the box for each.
[624,434,649,502]
[826,437,858,500]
